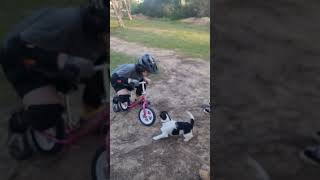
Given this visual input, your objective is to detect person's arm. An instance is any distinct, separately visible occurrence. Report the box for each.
[143,76,151,84]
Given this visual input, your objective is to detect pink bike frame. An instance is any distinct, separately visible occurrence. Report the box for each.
[39,64,109,145]
[42,107,109,145]
[126,82,149,117]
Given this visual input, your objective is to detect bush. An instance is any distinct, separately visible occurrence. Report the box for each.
[132,0,210,19]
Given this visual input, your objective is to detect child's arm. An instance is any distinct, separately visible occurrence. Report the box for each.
[143,76,151,84]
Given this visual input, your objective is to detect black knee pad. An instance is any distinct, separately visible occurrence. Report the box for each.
[118,95,130,104]
[24,104,64,131]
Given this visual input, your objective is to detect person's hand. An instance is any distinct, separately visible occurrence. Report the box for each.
[59,54,95,79]
[144,77,151,84]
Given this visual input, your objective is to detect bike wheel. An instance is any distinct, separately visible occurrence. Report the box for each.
[138,107,156,126]
[30,121,65,153]
[119,102,128,111]
[91,146,109,180]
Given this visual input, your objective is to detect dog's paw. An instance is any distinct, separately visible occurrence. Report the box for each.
[152,137,158,140]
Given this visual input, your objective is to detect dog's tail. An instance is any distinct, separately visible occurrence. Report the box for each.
[186,111,195,127]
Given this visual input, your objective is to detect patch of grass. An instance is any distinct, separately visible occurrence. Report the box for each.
[110,17,210,60]
[110,51,138,72]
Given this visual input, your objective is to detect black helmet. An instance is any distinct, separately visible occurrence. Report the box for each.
[138,54,158,74]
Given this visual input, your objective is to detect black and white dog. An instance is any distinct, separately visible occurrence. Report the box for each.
[153,111,195,142]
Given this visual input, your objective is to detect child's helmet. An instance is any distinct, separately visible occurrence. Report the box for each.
[138,54,158,74]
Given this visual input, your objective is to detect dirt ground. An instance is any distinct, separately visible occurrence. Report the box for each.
[180,17,210,25]
[214,0,320,179]
[110,37,210,180]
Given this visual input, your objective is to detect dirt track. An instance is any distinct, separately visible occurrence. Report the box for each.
[214,0,320,179]
[110,37,210,179]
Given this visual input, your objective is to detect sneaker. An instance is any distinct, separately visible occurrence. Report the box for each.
[300,146,320,166]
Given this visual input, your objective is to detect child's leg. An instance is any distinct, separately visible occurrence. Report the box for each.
[116,89,131,110]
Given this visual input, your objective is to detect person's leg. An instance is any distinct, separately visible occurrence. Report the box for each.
[2,54,64,131]
[22,85,64,130]
[111,74,132,111]
[6,82,64,159]
[117,89,130,111]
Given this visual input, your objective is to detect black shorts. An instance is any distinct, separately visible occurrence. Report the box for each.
[1,51,50,98]
[110,73,146,96]
[111,73,133,92]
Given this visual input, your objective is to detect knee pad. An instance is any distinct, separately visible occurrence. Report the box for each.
[24,104,64,131]
[118,95,130,111]
[118,95,130,104]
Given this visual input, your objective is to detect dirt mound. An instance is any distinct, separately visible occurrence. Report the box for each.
[180,17,210,25]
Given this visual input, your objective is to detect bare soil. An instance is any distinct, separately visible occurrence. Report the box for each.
[132,13,152,20]
[110,37,210,180]
[214,0,320,179]
[180,17,210,26]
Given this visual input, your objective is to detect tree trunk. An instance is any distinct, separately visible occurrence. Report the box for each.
[111,0,125,27]
[123,0,133,20]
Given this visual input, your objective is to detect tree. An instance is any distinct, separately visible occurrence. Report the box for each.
[111,0,125,27]
[123,0,133,20]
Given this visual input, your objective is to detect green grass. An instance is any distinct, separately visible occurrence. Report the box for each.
[110,17,210,60]
[110,51,138,72]
[111,50,164,79]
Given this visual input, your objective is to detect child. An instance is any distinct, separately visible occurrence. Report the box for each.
[111,54,158,111]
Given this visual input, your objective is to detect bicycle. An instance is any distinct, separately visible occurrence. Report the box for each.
[8,64,110,160]
[112,81,156,126]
